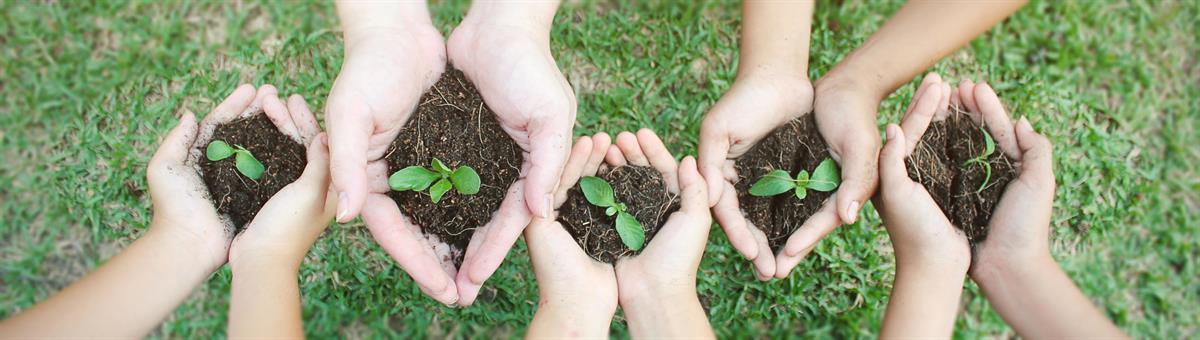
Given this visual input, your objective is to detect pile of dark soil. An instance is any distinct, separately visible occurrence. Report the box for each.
[200,114,307,232]
[906,113,1017,245]
[734,114,835,253]
[557,165,680,263]
[383,67,523,267]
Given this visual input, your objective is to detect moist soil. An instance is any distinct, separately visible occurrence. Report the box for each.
[558,165,680,263]
[383,67,523,268]
[906,113,1017,246]
[200,113,307,232]
[734,114,835,253]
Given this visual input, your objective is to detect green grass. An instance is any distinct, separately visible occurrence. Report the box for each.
[1,0,1196,338]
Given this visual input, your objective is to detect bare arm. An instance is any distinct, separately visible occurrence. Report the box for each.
[880,259,967,338]
[974,255,1127,339]
[228,261,305,338]
[738,0,814,80]
[0,226,218,337]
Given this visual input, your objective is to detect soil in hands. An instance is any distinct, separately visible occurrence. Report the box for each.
[734,114,835,253]
[558,165,680,263]
[906,113,1017,246]
[383,67,523,268]
[200,113,307,232]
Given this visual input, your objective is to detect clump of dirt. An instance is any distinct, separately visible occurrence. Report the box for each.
[558,165,680,263]
[383,67,523,267]
[734,114,835,253]
[906,113,1018,246]
[200,114,307,232]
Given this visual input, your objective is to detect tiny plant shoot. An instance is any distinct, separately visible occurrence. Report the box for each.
[206,140,264,180]
[962,127,996,193]
[749,158,840,199]
[579,176,645,250]
[389,158,481,203]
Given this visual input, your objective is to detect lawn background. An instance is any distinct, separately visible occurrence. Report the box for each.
[1,0,1196,338]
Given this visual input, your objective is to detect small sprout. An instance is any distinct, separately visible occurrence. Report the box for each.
[389,158,481,203]
[749,158,840,199]
[579,176,645,250]
[206,140,264,180]
[962,128,996,193]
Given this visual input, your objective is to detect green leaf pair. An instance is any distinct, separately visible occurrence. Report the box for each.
[579,176,645,251]
[962,127,997,193]
[749,158,840,199]
[388,158,481,203]
[206,140,264,180]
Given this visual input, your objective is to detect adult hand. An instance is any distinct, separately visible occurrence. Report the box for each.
[612,131,715,339]
[525,133,617,337]
[326,3,460,305]
[698,74,814,280]
[228,94,335,269]
[448,11,576,305]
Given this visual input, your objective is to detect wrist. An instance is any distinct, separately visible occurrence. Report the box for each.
[230,254,302,278]
[971,251,1056,288]
[461,1,558,40]
[814,66,887,104]
[618,280,700,313]
[337,1,433,39]
[146,219,227,273]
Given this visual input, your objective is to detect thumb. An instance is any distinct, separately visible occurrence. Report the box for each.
[523,118,570,219]
[879,125,912,188]
[326,96,372,223]
[150,113,198,168]
[834,134,880,225]
[698,120,730,206]
[1014,117,1055,190]
[298,133,332,188]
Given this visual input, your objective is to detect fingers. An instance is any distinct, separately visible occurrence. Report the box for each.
[242,85,276,118]
[974,83,1021,160]
[583,133,611,176]
[958,80,981,122]
[150,113,199,169]
[935,82,952,120]
[749,228,776,280]
[615,131,648,166]
[360,195,459,305]
[263,94,303,144]
[288,94,321,144]
[904,73,942,115]
[297,133,332,190]
[523,118,572,220]
[195,84,257,158]
[555,136,593,206]
[900,82,942,155]
[604,144,627,166]
[675,157,707,215]
[698,118,731,205]
[327,97,374,223]
[833,135,878,225]
[1014,117,1055,189]
[775,200,840,278]
[457,183,533,305]
[636,129,679,193]
[879,124,917,191]
[712,181,758,259]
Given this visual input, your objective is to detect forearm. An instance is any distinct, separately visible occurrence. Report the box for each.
[819,0,1026,100]
[228,260,305,338]
[975,255,1126,339]
[623,291,714,339]
[737,0,814,80]
[0,226,216,337]
[527,300,614,338]
[880,261,966,339]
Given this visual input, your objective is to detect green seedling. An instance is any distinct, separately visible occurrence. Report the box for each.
[749,158,840,199]
[389,158,481,203]
[579,176,645,250]
[206,140,264,180]
[962,127,997,193]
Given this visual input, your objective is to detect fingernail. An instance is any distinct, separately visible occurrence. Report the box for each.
[336,192,349,222]
[846,200,860,224]
[886,125,897,140]
[542,195,553,218]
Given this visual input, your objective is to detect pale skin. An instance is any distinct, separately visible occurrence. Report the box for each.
[876,74,1126,339]
[701,0,1030,280]
[526,130,713,338]
[0,85,331,337]
[327,0,574,306]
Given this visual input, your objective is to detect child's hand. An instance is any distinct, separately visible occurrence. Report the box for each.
[951,81,1057,277]
[524,133,617,337]
[698,74,813,279]
[147,84,267,272]
[224,94,335,270]
[875,74,971,273]
[610,131,715,339]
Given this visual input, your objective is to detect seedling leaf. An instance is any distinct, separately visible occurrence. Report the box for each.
[580,176,616,207]
[605,206,618,216]
[795,185,808,199]
[450,166,481,195]
[431,158,452,175]
[807,159,840,192]
[750,169,796,197]
[981,128,995,157]
[233,149,264,180]
[389,166,440,191]
[615,211,645,250]
[429,178,452,203]
[206,140,234,161]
